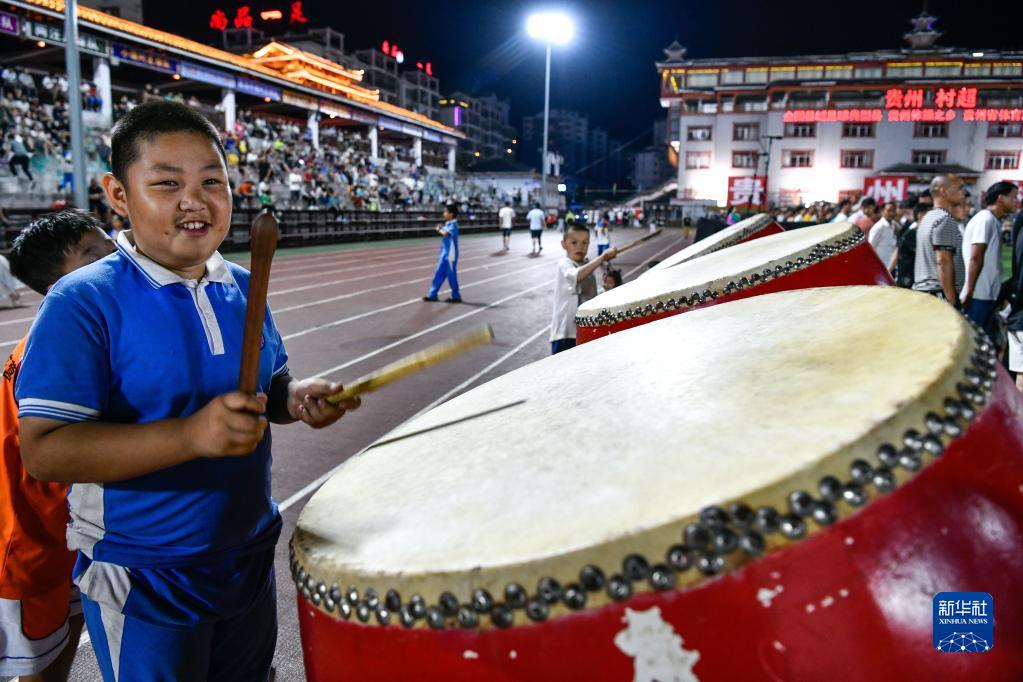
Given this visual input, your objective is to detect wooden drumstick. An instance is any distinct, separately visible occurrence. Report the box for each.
[326,325,495,404]
[238,209,279,395]
[613,228,663,256]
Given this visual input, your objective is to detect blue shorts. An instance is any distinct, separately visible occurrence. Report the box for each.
[81,559,277,681]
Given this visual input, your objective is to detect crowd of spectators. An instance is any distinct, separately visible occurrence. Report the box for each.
[1,66,516,220]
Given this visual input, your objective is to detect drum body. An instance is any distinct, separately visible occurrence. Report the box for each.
[293,288,1023,682]
[644,213,784,276]
[577,222,892,344]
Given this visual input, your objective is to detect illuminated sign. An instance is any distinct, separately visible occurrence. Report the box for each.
[209,9,228,31]
[728,176,767,208]
[784,109,884,123]
[209,3,308,31]
[179,61,236,89]
[233,6,253,28]
[884,87,976,110]
[237,77,281,101]
[112,43,176,73]
[22,20,107,54]
[380,40,405,64]
[863,176,910,203]
[0,11,18,37]
[964,109,1023,122]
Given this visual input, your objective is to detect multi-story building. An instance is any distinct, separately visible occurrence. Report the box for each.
[353,48,401,106]
[438,92,517,162]
[658,12,1023,208]
[399,69,440,121]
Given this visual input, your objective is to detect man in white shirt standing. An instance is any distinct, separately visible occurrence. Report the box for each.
[962,181,1018,338]
[527,203,546,255]
[498,201,515,252]
[867,201,899,273]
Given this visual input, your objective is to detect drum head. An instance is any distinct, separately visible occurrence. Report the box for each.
[646,213,776,274]
[293,286,986,626]
[578,222,862,325]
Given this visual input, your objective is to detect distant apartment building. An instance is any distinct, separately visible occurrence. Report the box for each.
[438,92,517,163]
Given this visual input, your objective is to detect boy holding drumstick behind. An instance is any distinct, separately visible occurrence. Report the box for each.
[16,100,360,681]
[550,223,616,354]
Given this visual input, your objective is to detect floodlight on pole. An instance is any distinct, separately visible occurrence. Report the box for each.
[526,12,575,44]
[526,11,574,214]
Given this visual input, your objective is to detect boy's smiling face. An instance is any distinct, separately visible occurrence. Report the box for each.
[104,131,231,279]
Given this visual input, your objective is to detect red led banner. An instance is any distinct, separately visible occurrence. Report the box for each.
[784,109,883,123]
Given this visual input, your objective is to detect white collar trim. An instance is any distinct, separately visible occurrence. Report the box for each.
[116,230,234,288]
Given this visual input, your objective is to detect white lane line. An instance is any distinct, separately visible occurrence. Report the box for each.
[261,239,498,276]
[0,338,20,350]
[622,236,684,279]
[268,242,498,282]
[0,315,35,327]
[310,281,548,379]
[415,324,551,417]
[269,251,495,295]
[279,262,548,336]
[276,324,549,514]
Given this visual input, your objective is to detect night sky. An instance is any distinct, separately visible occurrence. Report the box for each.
[142,0,1020,149]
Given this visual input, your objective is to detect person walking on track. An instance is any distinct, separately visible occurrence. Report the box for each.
[424,203,462,303]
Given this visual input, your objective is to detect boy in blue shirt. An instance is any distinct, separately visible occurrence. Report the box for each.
[16,101,360,681]
[422,203,461,303]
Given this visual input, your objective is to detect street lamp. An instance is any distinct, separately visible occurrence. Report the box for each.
[527,11,574,214]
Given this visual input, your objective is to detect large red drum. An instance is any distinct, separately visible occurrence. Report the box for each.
[576,221,892,343]
[291,286,1023,682]
[644,212,783,275]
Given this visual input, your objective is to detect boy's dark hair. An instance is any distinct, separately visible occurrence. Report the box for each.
[564,222,589,236]
[984,181,1018,207]
[444,202,459,217]
[859,197,877,209]
[110,100,226,182]
[9,209,104,294]
[605,268,622,287]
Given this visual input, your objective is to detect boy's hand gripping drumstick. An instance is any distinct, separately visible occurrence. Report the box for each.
[325,325,495,403]
[238,210,279,395]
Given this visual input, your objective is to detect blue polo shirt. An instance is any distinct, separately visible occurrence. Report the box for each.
[438,219,459,264]
[16,232,288,573]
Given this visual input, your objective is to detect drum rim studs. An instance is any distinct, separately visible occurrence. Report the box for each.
[575,229,865,328]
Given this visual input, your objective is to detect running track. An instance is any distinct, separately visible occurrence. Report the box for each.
[0,227,688,681]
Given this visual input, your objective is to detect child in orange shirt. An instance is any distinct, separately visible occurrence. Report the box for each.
[0,209,115,681]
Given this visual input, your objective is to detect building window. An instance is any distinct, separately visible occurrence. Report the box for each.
[686,72,718,87]
[687,126,712,141]
[993,64,1023,77]
[784,122,816,138]
[685,151,711,169]
[732,151,758,168]
[989,122,1023,138]
[796,66,824,80]
[913,122,948,138]
[887,64,923,78]
[782,150,814,168]
[745,69,769,83]
[733,123,759,141]
[912,150,947,166]
[964,64,991,77]
[985,151,1020,170]
[721,70,744,85]
[854,66,883,79]
[840,150,874,169]
[769,67,795,82]
[842,122,876,138]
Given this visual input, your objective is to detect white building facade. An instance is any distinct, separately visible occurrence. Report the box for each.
[658,14,1023,208]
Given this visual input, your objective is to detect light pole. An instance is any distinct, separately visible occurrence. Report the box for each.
[64,0,88,209]
[527,12,574,214]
